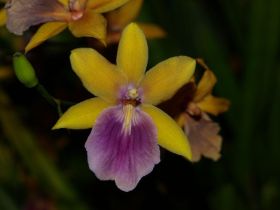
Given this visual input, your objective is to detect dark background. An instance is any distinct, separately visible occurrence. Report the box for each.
[0,0,279,209]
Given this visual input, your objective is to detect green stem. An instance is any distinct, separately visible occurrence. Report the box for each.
[35,84,57,107]
[35,84,74,115]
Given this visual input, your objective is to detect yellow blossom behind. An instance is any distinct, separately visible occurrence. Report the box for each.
[106,0,166,44]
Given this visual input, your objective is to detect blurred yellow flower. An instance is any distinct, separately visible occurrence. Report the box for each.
[5,0,130,52]
[105,0,166,44]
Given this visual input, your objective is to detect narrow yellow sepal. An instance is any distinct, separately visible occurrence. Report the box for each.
[87,0,130,13]
[197,95,230,116]
[53,97,111,129]
[138,23,166,39]
[117,23,148,85]
[194,70,217,102]
[25,22,67,53]
[58,0,68,6]
[141,104,192,160]
[140,56,196,106]
[0,9,6,26]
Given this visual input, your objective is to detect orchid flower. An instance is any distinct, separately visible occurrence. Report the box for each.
[53,23,196,191]
[5,0,130,52]
[177,68,230,162]
[105,0,166,44]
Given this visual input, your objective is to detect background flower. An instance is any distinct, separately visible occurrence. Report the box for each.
[176,68,230,162]
[105,0,166,44]
[5,0,130,52]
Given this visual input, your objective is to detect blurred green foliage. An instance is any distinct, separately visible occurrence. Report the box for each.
[0,0,280,209]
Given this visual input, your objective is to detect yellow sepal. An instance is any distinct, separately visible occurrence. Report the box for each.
[58,0,68,6]
[87,0,130,13]
[116,23,148,85]
[197,95,230,116]
[107,0,143,28]
[138,23,166,39]
[53,97,111,129]
[70,48,126,103]
[68,11,106,45]
[140,56,196,105]
[194,70,217,102]
[25,22,67,53]
[141,104,192,160]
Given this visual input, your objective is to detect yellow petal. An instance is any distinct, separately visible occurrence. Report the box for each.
[68,11,106,44]
[193,70,217,102]
[107,0,143,28]
[0,9,6,26]
[25,22,67,53]
[141,104,192,160]
[87,0,130,13]
[70,48,126,102]
[58,0,68,6]
[138,23,166,39]
[116,23,148,84]
[53,97,111,129]
[140,56,196,105]
[197,95,230,116]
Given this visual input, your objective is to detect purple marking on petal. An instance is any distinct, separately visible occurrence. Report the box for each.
[85,105,160,192]
[5,0,68,35]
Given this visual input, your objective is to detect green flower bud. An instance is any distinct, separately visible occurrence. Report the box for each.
[13,52,38,88]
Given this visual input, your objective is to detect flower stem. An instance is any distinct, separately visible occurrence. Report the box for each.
[35,83,74,116]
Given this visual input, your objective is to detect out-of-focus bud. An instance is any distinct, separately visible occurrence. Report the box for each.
[13,52,38,88]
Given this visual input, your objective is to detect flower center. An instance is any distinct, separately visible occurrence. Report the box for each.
[128,88,138,99]
[118,86,143,134]
[186,102,202,117]
[120,86,142,107]
[122,104,135,135]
